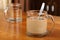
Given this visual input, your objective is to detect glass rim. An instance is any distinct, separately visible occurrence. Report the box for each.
[26,10,48,17]
[8,3,22,7]
[27,10,47,14]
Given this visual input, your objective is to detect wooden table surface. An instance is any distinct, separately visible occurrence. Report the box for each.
[0,10,60,40]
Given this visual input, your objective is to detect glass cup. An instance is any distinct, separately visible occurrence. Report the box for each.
[26,10,55,37]
[4,3,22,22]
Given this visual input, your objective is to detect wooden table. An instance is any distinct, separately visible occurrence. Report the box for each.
[0,10,60,40]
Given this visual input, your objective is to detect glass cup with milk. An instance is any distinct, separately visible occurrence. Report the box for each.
[26,10,55,37]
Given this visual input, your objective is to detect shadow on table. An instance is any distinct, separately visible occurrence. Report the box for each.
[47,29,60,38]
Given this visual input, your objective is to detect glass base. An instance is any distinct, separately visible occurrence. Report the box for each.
[27,32,48,38]
[6,18,22,22]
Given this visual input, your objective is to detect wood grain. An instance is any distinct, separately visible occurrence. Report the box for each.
[0,10,60,40]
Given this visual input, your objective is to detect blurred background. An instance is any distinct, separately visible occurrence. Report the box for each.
[25,0,60,16]
[0,0,60,16]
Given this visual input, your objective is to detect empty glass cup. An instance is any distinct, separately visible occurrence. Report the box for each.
[4,3,22,22]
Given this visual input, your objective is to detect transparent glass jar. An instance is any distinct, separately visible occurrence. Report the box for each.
[4,3,22,22]
[26,10,55,37]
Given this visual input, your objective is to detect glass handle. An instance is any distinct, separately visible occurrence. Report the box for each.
[47,15,55,34]
[4,7,8,19]
[4,7,8,15]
